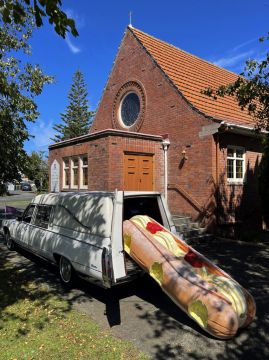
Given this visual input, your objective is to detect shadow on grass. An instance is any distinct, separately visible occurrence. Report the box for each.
[0,239,76,339]
[1,236,269,359]
[0,235,205,343]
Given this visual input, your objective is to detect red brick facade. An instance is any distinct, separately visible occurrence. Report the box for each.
[49,130,164,193]
[91,30,216,225]
[49,27,263,234]
[216,132,263,234]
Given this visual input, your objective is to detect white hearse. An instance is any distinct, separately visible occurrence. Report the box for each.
[1,191,176,288]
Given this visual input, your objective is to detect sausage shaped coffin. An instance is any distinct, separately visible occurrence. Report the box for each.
[123,215,256,339]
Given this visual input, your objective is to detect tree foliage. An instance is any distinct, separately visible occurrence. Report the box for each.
[25,151,48,189]
[52,70,94,142]
[203,33,269,132]
[0,1,77,194]
[203,33,269,224]
[258,135,269,224]
[0,9,53,188]
[1,0,78,38]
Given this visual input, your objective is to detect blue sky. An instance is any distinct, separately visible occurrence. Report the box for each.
[24,0,269,153]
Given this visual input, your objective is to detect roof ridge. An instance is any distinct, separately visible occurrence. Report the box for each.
[128,26,241,80]
[126,26,254,124]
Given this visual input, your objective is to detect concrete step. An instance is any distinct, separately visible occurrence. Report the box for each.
[173,214,209,242]
[175,224,189,233]
[176,226,206,237]
[189,222,200,229]
[172,215,191,226]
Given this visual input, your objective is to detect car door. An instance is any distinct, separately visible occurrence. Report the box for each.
[14,204,36,246]
[29,204,54,260]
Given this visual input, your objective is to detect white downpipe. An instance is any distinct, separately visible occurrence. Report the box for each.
[162,139,170,201]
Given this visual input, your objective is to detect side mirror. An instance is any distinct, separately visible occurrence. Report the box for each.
[17,216,23,221]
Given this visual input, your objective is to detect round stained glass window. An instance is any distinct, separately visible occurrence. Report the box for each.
[120,92,140,127]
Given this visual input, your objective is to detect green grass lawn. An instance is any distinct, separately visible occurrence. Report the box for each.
[0,252,148,360]
[0,200,31,209]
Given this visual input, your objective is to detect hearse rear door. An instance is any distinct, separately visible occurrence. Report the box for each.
[110,190,127,282]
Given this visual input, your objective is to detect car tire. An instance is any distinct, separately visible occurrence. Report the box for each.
[59,256,76,286]
[5,231,15,251]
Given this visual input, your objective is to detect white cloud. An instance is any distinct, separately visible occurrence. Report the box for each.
[63,8,84,54]
[212,50,254,68]
[207,35,266,73]
[65,8,75,19]
[232,38,258,52]
[65,33,81,54]
[65,8,85,29]
[25,119,55,153]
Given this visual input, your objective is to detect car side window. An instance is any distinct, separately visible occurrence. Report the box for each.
[22,205,36,223]
[34,205,53,229]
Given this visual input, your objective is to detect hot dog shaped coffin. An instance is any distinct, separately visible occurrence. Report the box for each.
[123,215,256,339]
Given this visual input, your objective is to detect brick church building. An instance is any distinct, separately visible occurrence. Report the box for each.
[49,26,263,234]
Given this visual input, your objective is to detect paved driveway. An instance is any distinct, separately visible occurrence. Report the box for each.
[0,190,35,205]
[0,236,268,359]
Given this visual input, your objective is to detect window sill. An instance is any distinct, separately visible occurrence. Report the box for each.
[227,180,245,186]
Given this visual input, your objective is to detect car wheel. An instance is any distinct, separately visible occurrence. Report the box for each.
[59,256,76,286]
[5,231,15,251]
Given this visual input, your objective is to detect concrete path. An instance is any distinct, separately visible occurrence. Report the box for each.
[0,190,35,205]
[0,236,268,359]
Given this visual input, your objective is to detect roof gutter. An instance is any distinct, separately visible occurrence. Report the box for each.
[199,121,267,139]
[49,128,163,150]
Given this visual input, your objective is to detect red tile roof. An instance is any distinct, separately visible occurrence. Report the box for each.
[129,27,255,126]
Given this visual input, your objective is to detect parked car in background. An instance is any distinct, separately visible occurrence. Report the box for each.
[21,182,32,191]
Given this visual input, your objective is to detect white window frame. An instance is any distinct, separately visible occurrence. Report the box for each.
[63,158,70,189]
[227,146,246,184]
[80,155,88,189]
[71,157,79,189]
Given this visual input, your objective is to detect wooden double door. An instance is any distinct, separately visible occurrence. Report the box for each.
[124,153,154,191]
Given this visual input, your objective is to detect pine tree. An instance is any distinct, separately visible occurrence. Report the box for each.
[52,70,94,142]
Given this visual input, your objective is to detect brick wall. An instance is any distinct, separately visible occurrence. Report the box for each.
[49,140,91,192]
[49,28,263,233]
[217,132,263,234]
[48,132,164,193]
[91,29,215,224]
[107,136,164,191]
